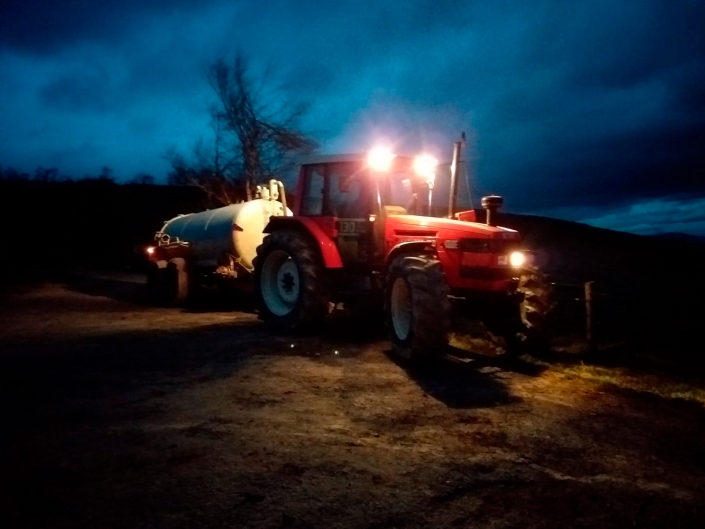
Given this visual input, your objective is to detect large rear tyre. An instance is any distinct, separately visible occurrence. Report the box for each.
[253,230,330,332]
[164,257,191,306]
[385,253,451,363]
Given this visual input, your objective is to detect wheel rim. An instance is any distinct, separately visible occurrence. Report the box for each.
[261,250,300,316]
[391,277,412,341]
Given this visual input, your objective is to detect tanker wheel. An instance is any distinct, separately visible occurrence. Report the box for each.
[385,253,451,363]
[164,257,191,306]
[146,260,167,305]
[254,230,330,332]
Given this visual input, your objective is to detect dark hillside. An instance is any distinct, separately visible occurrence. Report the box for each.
[476,209,704,284]
[475,209,705,362]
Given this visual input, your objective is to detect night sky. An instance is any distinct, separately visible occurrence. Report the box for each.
[1,1,704,235]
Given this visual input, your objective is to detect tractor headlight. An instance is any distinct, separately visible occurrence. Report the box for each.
[510,251,525,268]
[443,240,459,250]
[368,147,396,172]
[146,246,155,255]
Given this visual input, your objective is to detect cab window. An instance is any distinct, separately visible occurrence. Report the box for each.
[328,164,371,218]
[301,165,324,215]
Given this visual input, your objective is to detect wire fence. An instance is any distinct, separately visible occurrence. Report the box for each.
[549,278,703,355]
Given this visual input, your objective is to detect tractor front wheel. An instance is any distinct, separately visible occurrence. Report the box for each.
[495,265,555,357]
[254,230,330,332]
[385,253,451,363]
[514,264,556,354]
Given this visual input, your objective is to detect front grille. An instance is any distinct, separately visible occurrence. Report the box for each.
[458,238,520,253]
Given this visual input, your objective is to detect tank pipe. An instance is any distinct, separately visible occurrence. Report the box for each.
[274,180,289,215]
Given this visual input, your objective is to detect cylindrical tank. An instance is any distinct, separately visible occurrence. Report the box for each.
[159,199,291,270]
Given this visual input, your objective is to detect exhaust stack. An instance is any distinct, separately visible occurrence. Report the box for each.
[481,195,503,227]
[447,132,467,219]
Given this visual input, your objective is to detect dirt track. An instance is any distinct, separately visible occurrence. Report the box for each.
[1,274,704,528]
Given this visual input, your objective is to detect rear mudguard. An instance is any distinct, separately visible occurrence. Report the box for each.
[263,217,343,269]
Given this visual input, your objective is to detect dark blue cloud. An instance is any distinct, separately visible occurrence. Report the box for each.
[0,0,704,236]
[0,0,216,54]
[40,69,114,112]
[579,196,705,237]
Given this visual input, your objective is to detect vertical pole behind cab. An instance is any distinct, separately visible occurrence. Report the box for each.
[372,169,385,262]
[448,141,462,219]
[585,281,597,352]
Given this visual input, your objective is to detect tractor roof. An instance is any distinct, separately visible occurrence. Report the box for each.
[299,153,413,167]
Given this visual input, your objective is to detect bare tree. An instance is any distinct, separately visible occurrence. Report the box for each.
[33,167,59,182]
[128,173,155,185]
[168,52,317,204]
[166,145,237,206]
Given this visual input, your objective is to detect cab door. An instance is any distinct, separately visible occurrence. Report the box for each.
[327,164,374,269]
[299,162,375,269]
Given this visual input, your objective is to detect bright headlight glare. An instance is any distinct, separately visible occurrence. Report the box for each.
[413,153,437,178]
[146,246,155,255]
[368,147,396,172]
[510,251,525,267]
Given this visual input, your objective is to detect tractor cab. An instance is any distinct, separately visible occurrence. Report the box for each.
[296,151,434,218]
[293,151,441,269]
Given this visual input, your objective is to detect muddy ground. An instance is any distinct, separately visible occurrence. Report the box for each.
[1,273,704,528]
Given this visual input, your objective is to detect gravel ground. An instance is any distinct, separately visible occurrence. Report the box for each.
[1,273,703,528]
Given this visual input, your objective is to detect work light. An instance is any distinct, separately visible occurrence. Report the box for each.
[413,154,437,179]
[368,147,395,172]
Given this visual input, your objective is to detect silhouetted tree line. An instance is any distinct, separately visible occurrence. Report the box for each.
[0,165,157,185]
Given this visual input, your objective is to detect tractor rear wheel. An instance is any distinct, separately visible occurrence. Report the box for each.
[254,230,330,332]
[385,253,451,363]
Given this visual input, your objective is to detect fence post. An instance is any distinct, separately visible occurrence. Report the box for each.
[585,281,596,352]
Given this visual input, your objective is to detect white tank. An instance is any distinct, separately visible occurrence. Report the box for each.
[160,199,290,270]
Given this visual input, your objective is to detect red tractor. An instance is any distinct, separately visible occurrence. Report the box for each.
[254,140,549,361]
